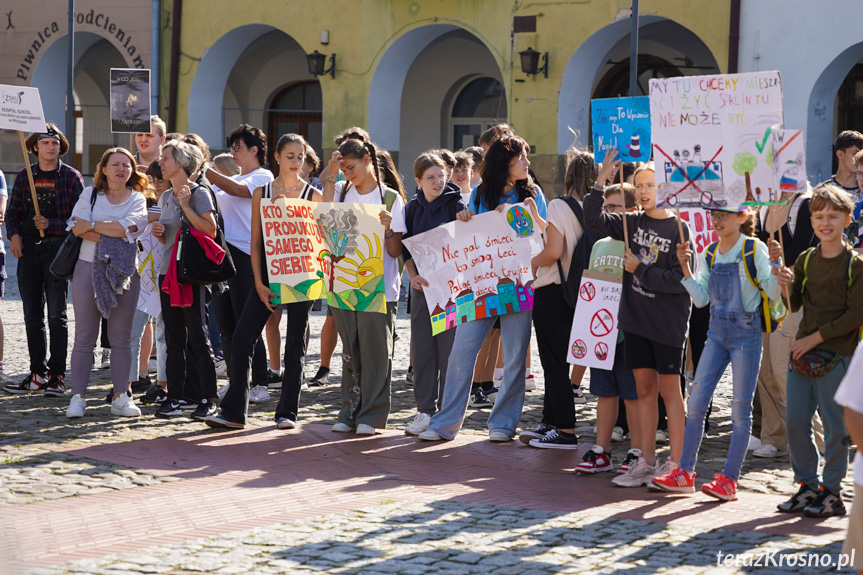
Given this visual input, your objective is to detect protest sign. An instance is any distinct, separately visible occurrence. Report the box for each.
[401,204,543,335]
[136,227,163,317]
[0,84,46,132]
[649,71,783,209]
[260,198,387,314]
[772,128,807,194]
[110,68,151,133]
[567,270,622,369]
[677,207,718,254]
[592,96,651,163]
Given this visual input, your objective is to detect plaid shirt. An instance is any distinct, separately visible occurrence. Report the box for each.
[6,160,84,239]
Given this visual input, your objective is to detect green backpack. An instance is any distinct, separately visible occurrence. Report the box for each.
[705,237,788,333]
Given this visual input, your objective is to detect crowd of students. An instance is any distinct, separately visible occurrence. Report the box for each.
[1,118,862,546]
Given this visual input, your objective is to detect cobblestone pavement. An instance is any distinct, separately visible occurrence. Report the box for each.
[21,501,851,575]
[0,253,856,574]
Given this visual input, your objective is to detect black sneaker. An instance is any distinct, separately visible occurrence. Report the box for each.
[804,488,846,518]
[267,369,282,389]
[191,398,217,421]
[4,373,47,395]
[140,384,167,405]
[131,375,151,392]
[528,428,579,450]
[518,424,555,445]
[178,399,197,411]
[777,483,820,513]
[43,375,67,397]
[468,388,492,408]
[155,400,183,418]
[307,366,330,387]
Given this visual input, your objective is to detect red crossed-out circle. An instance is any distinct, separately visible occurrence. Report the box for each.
[590,309,614,337]
[595,342,609,361]
[580,282,595,302]
[571,339,587,359]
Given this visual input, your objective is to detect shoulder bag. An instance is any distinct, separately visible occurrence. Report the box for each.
[49,189,99,280]
[175,184,236,285]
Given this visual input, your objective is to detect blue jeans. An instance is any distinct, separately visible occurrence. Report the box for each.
[786,356,851,493]
[680,312,762,481]
[428,309,532,440]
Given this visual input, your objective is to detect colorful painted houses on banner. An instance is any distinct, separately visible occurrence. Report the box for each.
[430,277,534,335]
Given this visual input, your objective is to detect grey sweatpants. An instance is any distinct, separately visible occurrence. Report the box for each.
[410,287,455,415]
[331,302,397,429]
[70,260,140,395]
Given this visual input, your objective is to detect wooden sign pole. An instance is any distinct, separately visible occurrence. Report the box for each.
[17,131,44,238]
[620,165,629,251]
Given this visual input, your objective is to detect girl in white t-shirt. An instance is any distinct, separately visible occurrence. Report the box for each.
[322,138,406,435]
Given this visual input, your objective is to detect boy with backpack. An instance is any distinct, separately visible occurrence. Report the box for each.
[777,184,863,517]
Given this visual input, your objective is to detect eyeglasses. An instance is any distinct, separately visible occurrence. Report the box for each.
[603,204,624,213]
[230,143,247,153]
[709,211,733,221]
[855,171,863,180]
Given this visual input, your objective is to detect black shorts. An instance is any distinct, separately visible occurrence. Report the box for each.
[623,331,684,375]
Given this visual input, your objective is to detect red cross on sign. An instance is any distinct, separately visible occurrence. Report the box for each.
[571,339,587,359]
[595,342,609,361]
[580,282,595,302]
[590,309,614,337]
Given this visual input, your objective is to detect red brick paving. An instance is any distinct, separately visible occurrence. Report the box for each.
[2,424,847,571]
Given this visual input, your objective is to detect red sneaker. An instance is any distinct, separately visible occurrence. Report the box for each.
[575,445,614,474]
[701,474,737,501]
[617,449,641,475]
[3,373,47,395]
[650,467,696,493]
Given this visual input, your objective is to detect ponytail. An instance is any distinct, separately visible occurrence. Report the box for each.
[740,209,756,237]
[364,141,386,202]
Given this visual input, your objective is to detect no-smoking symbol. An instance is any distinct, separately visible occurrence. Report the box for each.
[571,339,587,359]
[595,342,609,361]
[590,309,614,337]
[580,282,595,302]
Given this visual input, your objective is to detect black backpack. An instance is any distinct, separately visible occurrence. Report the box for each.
[555,196,598,308]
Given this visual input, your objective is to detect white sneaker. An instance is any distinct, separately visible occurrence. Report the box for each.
[148,357,158,373]
[356,424,376,435]
[611,426,625,442]
[332,422,354,433]
[249,385,270,403]
[752,444,787,458]
[214,355,227,377]
[647,457,679,491]
[111,393,142,417]
[100,348,111,369]
[217,384,230,402]
[405,413,431,435]
[524,375,537,391]
[655,429,669,444]
[66,395,86,418]
[418,429,445,441]
[611,457,655,487]
[747,435,762,451]
[572,385,587,404]
[489,430,512,442]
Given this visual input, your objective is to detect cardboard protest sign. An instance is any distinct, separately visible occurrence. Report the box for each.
[401,205,543,335]
[771,128,806,195]
[0,84,46,132]
[567,270,622,369]
[136,227,163,317]
[592,96,651,163]
[649,71,783,209]
[677,207,718,254]
[260,198,387,314]
[110,68,151,133]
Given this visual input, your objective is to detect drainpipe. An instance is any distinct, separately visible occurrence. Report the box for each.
[151,0,160,115]
[167,0,182,132]
[728,0,741,73]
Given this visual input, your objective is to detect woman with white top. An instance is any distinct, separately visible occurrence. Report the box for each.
[321,138,407,435]
[204,124,274,403]
[66,148,148,418]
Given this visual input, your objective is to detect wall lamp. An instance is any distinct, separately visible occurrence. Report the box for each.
[307,51,336,78]
[519,47,548,78]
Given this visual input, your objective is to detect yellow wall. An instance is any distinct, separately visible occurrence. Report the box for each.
[170,0,731,188]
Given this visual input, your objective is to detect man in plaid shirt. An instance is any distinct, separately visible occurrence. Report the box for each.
[4,124,83,396]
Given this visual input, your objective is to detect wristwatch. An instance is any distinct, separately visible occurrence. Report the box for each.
[90,221,96,230]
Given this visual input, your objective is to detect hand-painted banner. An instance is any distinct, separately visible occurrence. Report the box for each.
[401,204,543,335]
[592,96,651,163]
[0,84,46,132]
[772,128,807,195]
[261,198,387,314]
[649,71,783,209]
[568,271,622,369]
[136,226,163,317]
[677,207,718,254]
[110,68,152,133]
